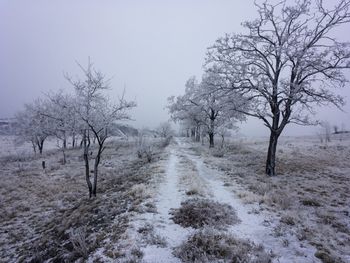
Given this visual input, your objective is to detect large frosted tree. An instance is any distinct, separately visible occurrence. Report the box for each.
[206,0,350,176]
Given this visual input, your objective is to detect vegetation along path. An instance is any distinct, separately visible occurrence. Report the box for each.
[128,138,321,263]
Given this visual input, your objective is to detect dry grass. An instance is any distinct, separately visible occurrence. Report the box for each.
[189,135,350,263]
[174,228,272,263]
[0,137,168,262]
[137,223,167,247]
[210,147,225,158]
[170,198,240,229]
[177,155,209,197]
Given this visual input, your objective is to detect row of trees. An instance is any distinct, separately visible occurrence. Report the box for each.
[168,73,246,148]
[16,93,80,156]
[16,60,136,197]
[169,0,350,176]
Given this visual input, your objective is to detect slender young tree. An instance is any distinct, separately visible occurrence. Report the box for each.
[206,0,350,176]
[66,60,136,197]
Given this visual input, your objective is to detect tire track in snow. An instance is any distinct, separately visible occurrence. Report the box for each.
[141,145,191,263]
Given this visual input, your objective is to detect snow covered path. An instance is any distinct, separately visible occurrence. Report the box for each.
[140,145,191,263]
[135,139,320,263]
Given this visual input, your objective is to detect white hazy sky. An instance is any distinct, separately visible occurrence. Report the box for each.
[1,0,349,136]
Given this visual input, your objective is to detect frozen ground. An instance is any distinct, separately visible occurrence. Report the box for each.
[0,136,169,262]
[0,134,349,262]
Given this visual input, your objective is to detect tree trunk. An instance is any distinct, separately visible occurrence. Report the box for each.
[190,128,195,139]
[195,126,200,142]
[87,130,91,146]
[31,141,37,155]
[83,131,93,197]
[208,113,215,148]
[209,111,215,148]
[209,132,214,148]
[72,134,76,148]
[92,146,103,197]
[221,135,225,148]
[265,131,279,176]
[37,139,44,155]
[61,148,66,165]
[92,153,100,197]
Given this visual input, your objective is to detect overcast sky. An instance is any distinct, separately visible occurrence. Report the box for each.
[1,0,349,136]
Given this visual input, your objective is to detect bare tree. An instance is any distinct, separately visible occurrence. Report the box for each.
[206,0,350,176]
[217,125,236,148]
[66,59,136,197]
[157,121,174,138]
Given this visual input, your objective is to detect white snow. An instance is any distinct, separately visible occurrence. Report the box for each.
[141,150,189,263]
[129,145,192,263]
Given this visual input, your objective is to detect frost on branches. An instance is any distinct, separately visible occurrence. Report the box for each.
[206,0,350,176]
[168,72,246,148]
[65,60,136,197]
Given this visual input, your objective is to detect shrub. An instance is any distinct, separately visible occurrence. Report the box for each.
[174,228,272,263]
[170,199,240,229]
[136,136,153,162]
[211,147,225,158]
[263,190,293,210]
[69,226,89,259]
[301,198,321,207]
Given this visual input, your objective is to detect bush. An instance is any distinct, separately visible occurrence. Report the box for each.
[170,199,240,229]
[174,228,272,263]
[211,147,225,158]
[263,190,293,210]
[69,226,90,259]
[136,136,153,162]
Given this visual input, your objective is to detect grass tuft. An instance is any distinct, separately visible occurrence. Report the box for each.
[174,228,272,263]
[170,198,240,229]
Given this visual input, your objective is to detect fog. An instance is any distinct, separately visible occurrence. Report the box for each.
[1,0,349,136]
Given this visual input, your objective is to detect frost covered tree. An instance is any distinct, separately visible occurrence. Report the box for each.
[168,77,205,142]
[66,60,136,197]
[168,73,245,147]
[157,121,174,138]
[15,99,53,154]
[196,72,245,147]
[43,91,80,163]
[206,0,350,176]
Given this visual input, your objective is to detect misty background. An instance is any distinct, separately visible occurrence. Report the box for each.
[1,0,349,136]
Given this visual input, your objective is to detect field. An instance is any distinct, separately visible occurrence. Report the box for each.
[201,133,350,263]
[0,134,349,263]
